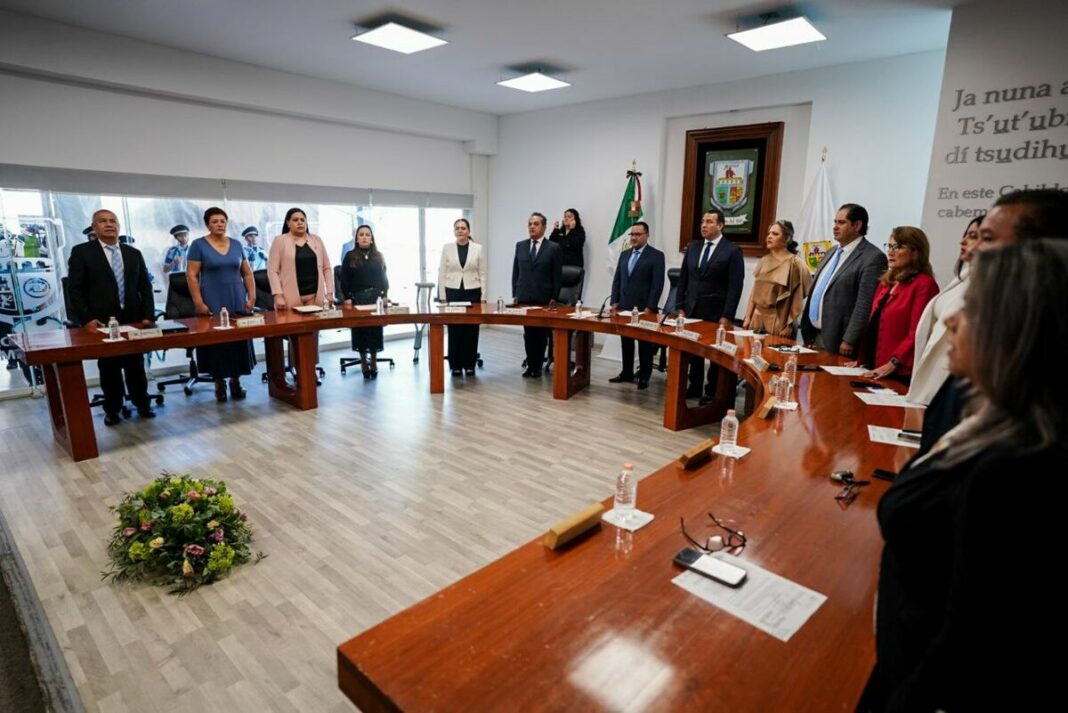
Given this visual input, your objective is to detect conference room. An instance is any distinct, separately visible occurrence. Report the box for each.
[1,1,1064,711]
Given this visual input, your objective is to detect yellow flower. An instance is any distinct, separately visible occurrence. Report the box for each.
[149,537,165,549]
[182,558,195,578]
[206,520,219,529]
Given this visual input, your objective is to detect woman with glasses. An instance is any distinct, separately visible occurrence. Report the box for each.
[339,225,388,379]
[847,227,939,381]
[905,216,981,405]
[861,239,1067,712]
[437,218,487,376]
[741,219,811,336]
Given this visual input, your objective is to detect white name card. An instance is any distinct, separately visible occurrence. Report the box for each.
[677,329,701,340]
[316,309,343,319]
[127,327,163,340]
[235,315,266,327]
[442,305,469,313]
[638,319,662,331]
[503,307,529,315]
[388,305,410,314]
[745,356,770,372]
[441,301,472,307]
[713,342,739,356]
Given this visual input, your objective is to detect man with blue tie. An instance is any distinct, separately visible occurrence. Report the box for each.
[800,203,887,356]
[609,221,665,390]
[512,212,563,378]
[676,209,745,402]
[67,209,157,425]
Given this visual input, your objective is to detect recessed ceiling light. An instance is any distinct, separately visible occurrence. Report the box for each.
[352,22,447,54]
[727,16,826,52]
[496,72,571,93]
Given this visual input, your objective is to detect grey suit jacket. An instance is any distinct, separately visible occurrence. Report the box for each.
[800,238,887,353]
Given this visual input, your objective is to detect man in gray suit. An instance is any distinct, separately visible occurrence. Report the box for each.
[800,203,887,356]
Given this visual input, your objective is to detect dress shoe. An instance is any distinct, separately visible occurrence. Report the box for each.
[609,373,635,384]
[214,381,228,402]
[522,368,534,378]
[452,369,462,377]
[104,412,121,427]
[531,369,543,378]
[637,379,649,390]
[465,368,476,376]
[229,381,247,400]
[137,406,156,419]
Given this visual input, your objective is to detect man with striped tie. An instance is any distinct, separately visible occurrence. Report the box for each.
[67,209,157,425]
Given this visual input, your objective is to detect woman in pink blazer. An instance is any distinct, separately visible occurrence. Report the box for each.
[267,207,334,310]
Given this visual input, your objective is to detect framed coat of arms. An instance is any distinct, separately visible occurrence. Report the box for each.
[678,122,784,256]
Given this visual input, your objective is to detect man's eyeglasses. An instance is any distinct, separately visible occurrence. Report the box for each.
[680,513,747,554]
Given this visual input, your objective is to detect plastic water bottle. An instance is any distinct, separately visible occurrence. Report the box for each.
[375,295,384,315]
[219,307,229,329]
[784,355,798,385]
[323,296,331,312]
[751,334,764,359]
[630,309,640,326]
[716,324,726,346]
[675,314,685,334]
[496,296,504,312]
[775,377,793,404]
[107,316,120,340]
[574,299,582,317]
[614,463,637,523]
[719,409,739,455]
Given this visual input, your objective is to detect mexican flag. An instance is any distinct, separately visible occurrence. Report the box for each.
[607,168,643,274]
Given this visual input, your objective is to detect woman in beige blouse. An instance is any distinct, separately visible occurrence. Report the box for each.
[742,220,812,336]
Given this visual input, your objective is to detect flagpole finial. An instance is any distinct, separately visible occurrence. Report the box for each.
[630,160,637,171]
[820,147,828,162]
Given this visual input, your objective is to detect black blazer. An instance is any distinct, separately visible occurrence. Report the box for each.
[511,239,562,305]
[339,251,389,303]
[549,225,585,268]
[67,240,154,326]
[675,237,744,321]
[865,442,1065,712]
[611,245,665,312]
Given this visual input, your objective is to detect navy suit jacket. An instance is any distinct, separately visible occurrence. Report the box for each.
[512,238,563,305]
[675,237,744,321]
[67,240,155,326]
[611,245,665,312]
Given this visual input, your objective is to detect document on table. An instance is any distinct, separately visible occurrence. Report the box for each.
[440,301,472,307]
[868,425,921,449]
[770,345,817,355]
[673,557,827,642]
[819,365,868,376]
[854,392,914,408]
[729,329,757,336]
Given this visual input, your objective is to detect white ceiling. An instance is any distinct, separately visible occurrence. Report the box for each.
[0,0,956,115]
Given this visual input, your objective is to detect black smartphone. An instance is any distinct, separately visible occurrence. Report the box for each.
[849,380,875,389]
[872,468,897,482]
[674,547,747,587]
[797,364,820,371]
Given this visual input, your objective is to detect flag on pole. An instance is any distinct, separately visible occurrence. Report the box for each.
[607,164,643,274]
[796,149,836,273]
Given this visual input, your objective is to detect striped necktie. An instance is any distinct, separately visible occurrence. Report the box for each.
[106,244,125,307]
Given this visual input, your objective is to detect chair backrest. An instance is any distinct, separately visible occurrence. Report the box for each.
[333,266,343,303]
[164,273,196,319]
[59,276,80,327]
[557,265,585,306]
[662,267,681,313]
[252,269,274,311]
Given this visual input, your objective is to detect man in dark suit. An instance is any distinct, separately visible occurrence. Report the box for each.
[609,221,665,390]
[67,209,157,425]
[800,203,887,356]
[676,208,745,401]
[512,212,562,378]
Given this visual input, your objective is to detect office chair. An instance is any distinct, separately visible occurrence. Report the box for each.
[544,265,585,373]
[155,273,215,396]
[334,265,395,376]
[654,268,682,373]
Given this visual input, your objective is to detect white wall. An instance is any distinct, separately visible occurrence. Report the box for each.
[488,50,945,307]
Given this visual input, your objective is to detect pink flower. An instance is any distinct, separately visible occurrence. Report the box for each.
[186,490,201,501]
[211,529,225,542]
[185,544,205,556]
[203,487,217,496]
[140,522,153,532]
[122,527,137,538]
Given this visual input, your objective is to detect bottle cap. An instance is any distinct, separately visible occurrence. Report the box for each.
[622,462,634,470]
[726,409,736,416]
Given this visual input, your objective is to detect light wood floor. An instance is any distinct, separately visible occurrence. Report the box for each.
[0,328,713,713]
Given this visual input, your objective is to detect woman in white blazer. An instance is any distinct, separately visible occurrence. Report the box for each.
[905,216,981,405]
[437,218,488,376]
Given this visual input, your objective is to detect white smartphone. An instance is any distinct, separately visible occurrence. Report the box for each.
[673,547,747,587]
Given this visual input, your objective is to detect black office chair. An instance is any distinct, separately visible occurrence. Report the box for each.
[654,268,682,373]
[544,265,585,373]
[334,265,395,375]
[156,273,215,396]
[59,276,163,411]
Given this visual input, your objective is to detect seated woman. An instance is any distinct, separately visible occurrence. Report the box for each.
[849,226,939,382]
[742,219,810,336]
[340,225,388,379]
[861,239,1067,711]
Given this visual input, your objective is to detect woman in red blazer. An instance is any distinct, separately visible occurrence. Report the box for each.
[850,226,940,381]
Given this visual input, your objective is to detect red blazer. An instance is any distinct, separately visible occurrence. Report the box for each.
[861,273,940,375]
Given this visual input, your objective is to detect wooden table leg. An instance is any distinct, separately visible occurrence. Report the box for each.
[662,347,723,431]
[553,329,591,400]
[265,334,318,410]
[428,324,444,394]
[42,361,98,461]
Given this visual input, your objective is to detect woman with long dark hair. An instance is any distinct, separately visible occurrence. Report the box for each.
[267,207,333,310]
[437,218,487,376]
[549,208,585,268]
[339,225,388,378]
[742,219,811,336]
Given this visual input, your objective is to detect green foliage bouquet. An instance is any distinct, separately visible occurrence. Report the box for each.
[103,473,263,595]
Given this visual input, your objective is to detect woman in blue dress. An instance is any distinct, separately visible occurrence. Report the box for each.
[186,206,256,402]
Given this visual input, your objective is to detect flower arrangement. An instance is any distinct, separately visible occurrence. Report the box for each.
[103,473,264,595]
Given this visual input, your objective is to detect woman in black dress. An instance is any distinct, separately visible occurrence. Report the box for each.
[860,239,1067,712]
[549,208,585,268]
[339,225,388,379]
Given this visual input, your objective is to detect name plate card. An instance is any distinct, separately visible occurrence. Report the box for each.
[638,319,662,331]
[442,305,469,313]
[235,315,266,327]
[677,329,702,341]
[570,310,595,319]
[316,309,343,319]
[745,356,770,372]
[503,307,529,315]
[714,342,739,356]
[127,327,163,340]
[388,305,411,314]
